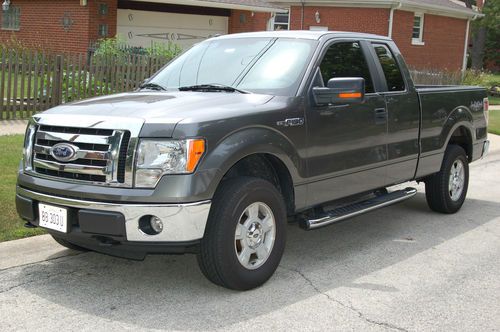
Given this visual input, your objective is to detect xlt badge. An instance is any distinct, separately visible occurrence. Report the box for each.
[277,118,305,127]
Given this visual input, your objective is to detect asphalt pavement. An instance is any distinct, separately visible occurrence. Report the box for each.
[1,135,499,331]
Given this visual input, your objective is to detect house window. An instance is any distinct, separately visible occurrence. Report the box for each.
[98,24,108,37]
[270,12,289,31]
[99,4,109,16]
[412,13,425,45]
[1,6,20,31]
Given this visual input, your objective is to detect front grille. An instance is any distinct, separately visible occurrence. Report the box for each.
[31,125,130,185]
[35,167,107,183]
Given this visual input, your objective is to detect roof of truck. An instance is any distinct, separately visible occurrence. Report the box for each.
[215,30,393,41]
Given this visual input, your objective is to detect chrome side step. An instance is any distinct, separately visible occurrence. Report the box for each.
[301,187,418,230]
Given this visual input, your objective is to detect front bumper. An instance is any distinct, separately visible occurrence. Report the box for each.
[16,187,211,254]
[482,140,490,158]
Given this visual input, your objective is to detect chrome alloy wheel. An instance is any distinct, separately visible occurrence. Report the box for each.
[234,202,276,270]
[449,159,465,201]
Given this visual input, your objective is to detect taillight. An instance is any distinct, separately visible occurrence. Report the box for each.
[484,97,489,126]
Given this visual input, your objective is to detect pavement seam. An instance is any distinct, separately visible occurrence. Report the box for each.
[281,266,408,332]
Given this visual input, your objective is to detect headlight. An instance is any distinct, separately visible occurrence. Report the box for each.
[23,123,36,171]
[134,139,205,188]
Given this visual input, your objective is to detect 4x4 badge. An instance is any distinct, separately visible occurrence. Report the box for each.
[277,118,305,127]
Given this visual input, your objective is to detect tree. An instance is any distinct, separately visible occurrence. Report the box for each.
[481,0,500,69]
[463,0,500,70]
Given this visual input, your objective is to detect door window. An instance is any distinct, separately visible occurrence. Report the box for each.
[372,44,405,92]
[318,42,374,93]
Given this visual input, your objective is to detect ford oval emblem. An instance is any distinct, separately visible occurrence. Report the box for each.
[50,143,79,162]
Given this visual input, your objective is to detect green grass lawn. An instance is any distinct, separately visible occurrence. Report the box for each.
[489,95,500,106]
[489,110,500,136]
[0,135,45,242]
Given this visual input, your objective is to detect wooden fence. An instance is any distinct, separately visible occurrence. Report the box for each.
[0,48,170,120]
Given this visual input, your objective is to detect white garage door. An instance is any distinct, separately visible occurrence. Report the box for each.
[117,9,228,50]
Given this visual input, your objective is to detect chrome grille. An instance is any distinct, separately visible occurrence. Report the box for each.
[31,125,130,185]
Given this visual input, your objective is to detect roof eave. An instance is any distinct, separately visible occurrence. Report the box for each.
[131,0,287,13]
[402,0,482,19]
[268,0,482,18]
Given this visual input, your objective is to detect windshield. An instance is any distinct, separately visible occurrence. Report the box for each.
[148,37,317,96]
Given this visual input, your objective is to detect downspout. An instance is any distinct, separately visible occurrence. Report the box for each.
[461,19,471,75]
[300,1,305,30]
[388,1,402,38]
[462,14,478,76]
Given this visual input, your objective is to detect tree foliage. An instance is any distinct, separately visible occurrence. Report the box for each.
[480,0,500,68]
[460,0,500,69]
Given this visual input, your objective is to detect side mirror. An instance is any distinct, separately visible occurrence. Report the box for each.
[312,77,365,106]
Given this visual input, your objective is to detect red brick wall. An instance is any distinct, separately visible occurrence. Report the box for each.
[0,0,117,54]
[286,6,466,70]
[228,10,270,34]
[289,6,390,36]
[392,10,467,70]
[89,0,118,43]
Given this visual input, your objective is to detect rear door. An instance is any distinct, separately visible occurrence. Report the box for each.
[305,40,388,206]
[368,42,420,184]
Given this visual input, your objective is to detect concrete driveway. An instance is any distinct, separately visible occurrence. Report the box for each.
[1,136,499,332]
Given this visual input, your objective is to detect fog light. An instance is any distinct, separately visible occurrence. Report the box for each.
[150,216,163,233]
[139,215,164,235]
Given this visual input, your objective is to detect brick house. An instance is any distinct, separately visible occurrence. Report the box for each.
[0,0,480,71]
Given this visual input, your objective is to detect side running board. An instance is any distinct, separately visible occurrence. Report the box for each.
[301,187,417,230]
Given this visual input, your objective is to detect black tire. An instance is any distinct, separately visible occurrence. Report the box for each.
[425,145,469,214]
[51,235,89,252]
[197,177,287,290]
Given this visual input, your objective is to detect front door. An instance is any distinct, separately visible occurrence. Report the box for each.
[305,40,388,207]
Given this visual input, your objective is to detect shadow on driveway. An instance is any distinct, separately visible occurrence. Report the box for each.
[6,193,500,330]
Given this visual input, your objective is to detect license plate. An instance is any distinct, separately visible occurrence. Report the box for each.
[38,203,68,233]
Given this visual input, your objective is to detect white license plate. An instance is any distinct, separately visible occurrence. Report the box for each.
[39,203,68,233]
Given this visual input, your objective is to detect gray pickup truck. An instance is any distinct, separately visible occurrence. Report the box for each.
[16,31,489,290]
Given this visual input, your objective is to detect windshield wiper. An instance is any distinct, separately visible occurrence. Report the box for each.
[139,82,167,91]
[178,84,250,94]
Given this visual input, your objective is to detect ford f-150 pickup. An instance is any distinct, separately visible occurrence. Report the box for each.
[16,31,490,290]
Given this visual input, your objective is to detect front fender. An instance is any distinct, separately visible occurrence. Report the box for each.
[199,126,306,197]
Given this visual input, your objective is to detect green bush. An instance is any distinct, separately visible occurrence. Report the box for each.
[92,36,181,61]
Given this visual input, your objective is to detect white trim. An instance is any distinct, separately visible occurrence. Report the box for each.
[269,0,482,19]
[462,19,470,74]
[128,0,286,13]
[268,11,290,30]
[411,40,425,46]
[411,12,424,45]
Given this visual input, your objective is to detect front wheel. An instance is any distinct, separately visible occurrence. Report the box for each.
[197,177,287,290]
[425,145,469,213]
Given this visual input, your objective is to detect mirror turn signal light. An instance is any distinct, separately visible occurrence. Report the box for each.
[339,92,362,99]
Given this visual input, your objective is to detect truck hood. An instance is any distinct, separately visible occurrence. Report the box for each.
[42,91,275,137]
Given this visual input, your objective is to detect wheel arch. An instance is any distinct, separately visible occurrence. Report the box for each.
[199,127,303,215]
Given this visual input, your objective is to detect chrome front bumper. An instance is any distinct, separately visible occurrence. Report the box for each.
[17,187,210,242]
[482,140,490,158]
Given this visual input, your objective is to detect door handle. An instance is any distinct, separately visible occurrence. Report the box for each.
[374,108,387,125]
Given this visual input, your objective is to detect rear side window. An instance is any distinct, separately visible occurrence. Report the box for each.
[319,42,374,93]
[372,44,405,92]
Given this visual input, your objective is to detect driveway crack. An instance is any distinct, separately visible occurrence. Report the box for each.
[0,251,87,272]
[0,268,83,295]
[281,266,408,332]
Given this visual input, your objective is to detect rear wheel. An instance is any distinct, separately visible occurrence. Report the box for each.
[425,145,469,213]
[197,177,287,290]
[51,235,88,252]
